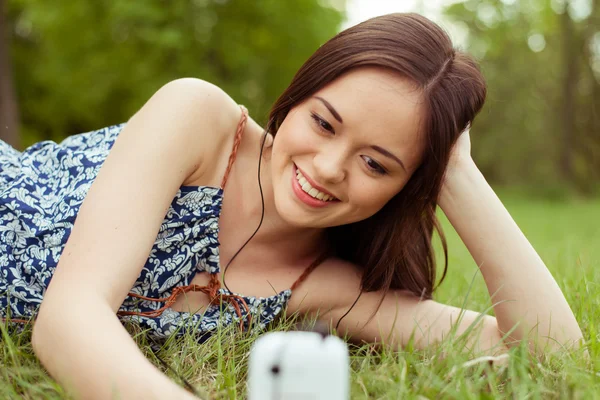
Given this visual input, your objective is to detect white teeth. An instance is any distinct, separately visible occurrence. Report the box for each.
[295,168,336,202]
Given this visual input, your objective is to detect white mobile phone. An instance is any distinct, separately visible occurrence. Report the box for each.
[248,331,350,400]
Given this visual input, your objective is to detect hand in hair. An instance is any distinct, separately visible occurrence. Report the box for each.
[444,126,472,186]
[437,137,584,356]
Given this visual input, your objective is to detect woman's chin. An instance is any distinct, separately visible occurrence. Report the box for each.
[279,210,326,228]
[274,200,329,228]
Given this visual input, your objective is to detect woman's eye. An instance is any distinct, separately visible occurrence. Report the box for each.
[311,113,334,134]
[361,156,387,175]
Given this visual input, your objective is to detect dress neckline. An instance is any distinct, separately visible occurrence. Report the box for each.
[179,184,292,299]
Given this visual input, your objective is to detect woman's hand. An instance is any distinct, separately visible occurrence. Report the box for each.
[442,126,473,192]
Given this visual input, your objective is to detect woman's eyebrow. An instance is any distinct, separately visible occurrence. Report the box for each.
[370,145,407,172]
[314,96,343,123]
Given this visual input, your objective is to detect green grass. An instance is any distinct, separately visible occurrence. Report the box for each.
[2,193,599,399]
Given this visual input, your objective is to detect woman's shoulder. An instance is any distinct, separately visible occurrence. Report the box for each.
[130,78,248,186]
[288,256,365,314]
[152,78,243,132]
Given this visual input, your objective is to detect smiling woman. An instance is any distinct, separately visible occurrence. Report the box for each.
[0,12,584,400]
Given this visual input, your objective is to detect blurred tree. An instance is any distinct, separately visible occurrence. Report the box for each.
[5,0,344,148]
[445,0,599,195]
[560,0,577,183]
[0,0,20,147]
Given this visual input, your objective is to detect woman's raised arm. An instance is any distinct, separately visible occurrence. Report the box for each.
[434,131,584,354]
[32,78,242,399]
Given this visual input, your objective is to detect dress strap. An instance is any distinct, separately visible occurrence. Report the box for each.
[220,105,249,189]
[1,317,32,324]
[118,274,251,330]
[290,251,329,291]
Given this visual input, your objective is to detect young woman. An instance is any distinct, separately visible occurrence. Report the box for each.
[0,13,583,400]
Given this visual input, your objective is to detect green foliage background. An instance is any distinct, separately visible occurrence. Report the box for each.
[444,0,599,195]
[6,0,343,143]
[3,0,599,196]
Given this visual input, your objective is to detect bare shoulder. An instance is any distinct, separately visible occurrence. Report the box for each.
[145,78,240,121]
[288,256,415,317]
[140,78,241,128]
[287,256,364,314]
[131,78,245,184]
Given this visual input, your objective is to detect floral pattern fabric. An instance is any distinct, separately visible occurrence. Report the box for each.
[0,125,291,342]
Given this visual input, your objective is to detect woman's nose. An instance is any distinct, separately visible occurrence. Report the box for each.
[312,151,346,184]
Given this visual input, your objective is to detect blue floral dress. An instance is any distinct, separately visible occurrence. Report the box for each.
[0,110,300,343]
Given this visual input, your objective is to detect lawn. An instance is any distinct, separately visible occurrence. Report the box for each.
[2,193,599,399]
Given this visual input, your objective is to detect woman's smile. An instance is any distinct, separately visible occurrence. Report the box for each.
[291,163,340,208]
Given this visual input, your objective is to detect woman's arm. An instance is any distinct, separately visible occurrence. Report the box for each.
[32,78,242,399]
[298,261,508,355]
[34,297,196,399]
[437,132,584,354]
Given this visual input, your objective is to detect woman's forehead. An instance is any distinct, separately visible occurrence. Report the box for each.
[315,68,422,119]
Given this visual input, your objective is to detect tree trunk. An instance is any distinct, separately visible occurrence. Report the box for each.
[0,0,20,148]
[559,2,582,187]
[559,2,578,185]
[579,0,600,188]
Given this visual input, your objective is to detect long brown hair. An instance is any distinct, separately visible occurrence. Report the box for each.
[268,13,486,300]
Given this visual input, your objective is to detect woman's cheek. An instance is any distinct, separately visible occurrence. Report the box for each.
[348,181,383,211]
[277,118,313,152]
[292,117,317,143]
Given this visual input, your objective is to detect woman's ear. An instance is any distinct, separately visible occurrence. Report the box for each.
[261,132,274,160]
[264,132,274,148]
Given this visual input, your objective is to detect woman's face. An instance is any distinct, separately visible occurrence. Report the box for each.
[270,67,425,228]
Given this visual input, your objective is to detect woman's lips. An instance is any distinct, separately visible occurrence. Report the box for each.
[294,165,337,199]
[291,165,337,208]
